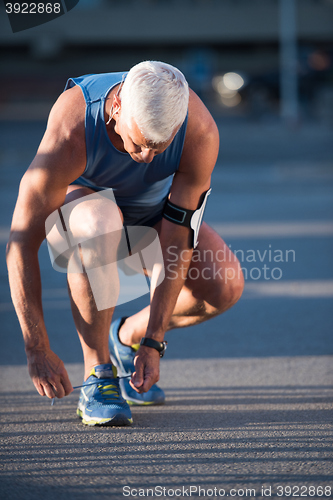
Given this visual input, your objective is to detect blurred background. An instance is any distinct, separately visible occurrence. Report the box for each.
[0,0,332,363]
[1,4,332,495]
[0,0,333,123]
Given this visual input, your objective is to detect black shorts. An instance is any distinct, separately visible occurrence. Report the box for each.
[70,182,166,228]
[119,201,165,227]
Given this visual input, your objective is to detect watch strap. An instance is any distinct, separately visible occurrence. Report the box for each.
[140,338,167,357]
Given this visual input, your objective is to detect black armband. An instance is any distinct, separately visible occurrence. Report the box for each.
[162,188,211,248]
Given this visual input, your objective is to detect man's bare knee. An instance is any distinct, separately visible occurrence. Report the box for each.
[207,264,244,314]
[64,197,123,272]
[68,198,123,241]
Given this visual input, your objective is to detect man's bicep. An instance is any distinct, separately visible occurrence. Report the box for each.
[169,89,218,209]
[10,90,87,246]
[10,132,83,246]
[168,170,212,210]
[34,85,86,188]
[159,171,211,251]
[10,167,69,249]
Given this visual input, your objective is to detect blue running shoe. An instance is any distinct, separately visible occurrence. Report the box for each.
[109,317,165,405]
[77,363,133,426]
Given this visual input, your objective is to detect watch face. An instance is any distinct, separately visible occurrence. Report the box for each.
[160,341,167,356]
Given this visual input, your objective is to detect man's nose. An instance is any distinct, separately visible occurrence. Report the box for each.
[141,148,154,163]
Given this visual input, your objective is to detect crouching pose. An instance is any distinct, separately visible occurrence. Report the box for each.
[6,61,244,426]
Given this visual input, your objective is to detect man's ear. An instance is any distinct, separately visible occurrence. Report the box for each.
[113,93,121,115]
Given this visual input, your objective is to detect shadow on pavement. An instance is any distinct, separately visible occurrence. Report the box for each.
[0,384,332,499]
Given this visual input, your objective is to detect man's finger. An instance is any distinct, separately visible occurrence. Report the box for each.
[142,373,156,393]
[34,381,46,397]
[129,375,141,393]
[50,381,65,399]
[130,368,144,393]
[61,374,74,396]
[43,382,57,399]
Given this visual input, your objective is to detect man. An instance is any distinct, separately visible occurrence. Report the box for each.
[6,61,244,426]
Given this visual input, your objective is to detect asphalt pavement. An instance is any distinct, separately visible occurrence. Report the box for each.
[0,117,332,499]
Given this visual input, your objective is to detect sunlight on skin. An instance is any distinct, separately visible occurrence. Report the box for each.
[114,114,177,164]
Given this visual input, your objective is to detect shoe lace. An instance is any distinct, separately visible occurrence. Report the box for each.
[50,375,130,406]
[96,380,121,402]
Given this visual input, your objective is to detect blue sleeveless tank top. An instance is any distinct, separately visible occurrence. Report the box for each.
[65,73,188,214]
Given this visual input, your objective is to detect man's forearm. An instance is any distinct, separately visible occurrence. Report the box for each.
[145,238,193,341]
[7,235,73,399]
[129,238,192,393]
[6,238,49,352]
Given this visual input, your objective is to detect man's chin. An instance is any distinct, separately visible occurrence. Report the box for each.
[131,155,151,164]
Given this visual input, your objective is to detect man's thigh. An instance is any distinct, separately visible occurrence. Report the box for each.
[65,184,96,203]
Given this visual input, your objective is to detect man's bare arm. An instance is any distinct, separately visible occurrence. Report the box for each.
[147,90,219,338]
[6,86,86,398]
[131,90,219,392]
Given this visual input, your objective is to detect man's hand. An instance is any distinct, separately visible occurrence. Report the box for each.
[26,347,73,399]
[130,346,160,393]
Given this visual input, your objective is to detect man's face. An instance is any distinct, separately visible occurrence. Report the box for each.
[115,114,177,164]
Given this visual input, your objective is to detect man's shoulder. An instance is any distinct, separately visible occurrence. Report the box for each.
[186,89,219,143]
[182,89,219,155]
[176,89,219,183]
[47,85,86,143]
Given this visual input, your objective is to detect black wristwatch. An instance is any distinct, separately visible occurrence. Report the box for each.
[140,338,168,358]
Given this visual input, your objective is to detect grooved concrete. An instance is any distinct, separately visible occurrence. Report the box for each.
[0,118,332,499]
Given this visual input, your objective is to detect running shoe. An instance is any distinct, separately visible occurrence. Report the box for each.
[77,363,133,426]
[109,317,165,405]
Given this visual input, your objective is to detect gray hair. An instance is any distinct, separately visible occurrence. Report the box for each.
[120,61,189,144]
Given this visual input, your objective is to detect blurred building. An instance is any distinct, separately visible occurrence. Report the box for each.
[0,0,332,121]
